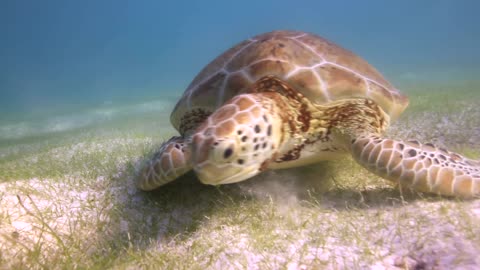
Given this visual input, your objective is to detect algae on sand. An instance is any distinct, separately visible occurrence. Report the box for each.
[0,86,480,269]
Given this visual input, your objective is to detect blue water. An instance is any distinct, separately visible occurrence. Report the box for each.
[1,0,479,123]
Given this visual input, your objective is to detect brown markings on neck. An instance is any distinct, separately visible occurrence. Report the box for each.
[250,75,312,133]
[249,76,325,163]
[275,99,387,163]
[325,99,387,137]
[179,108,211,135]
[248,76,389,164]
[278,144,305,162]
[259,159,271,172]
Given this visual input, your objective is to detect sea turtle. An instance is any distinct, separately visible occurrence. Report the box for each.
[136,30,480,197]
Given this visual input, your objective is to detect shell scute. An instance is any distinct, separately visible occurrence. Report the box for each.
[316,64,368,101]
[296,34,393,89]
[247,60,294,82]
[287,69,328,104]
[171,30,409,134]
[188,72,227,108]
[226,37,318,73]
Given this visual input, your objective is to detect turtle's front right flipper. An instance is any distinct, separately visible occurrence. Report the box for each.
[350,135,480,198]
[136,136,192,191]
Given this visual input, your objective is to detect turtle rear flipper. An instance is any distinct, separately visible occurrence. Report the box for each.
[137,136,192,191]
[351,135,480,198]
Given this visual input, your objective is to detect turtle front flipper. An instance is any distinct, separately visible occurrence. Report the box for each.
[350,135,480,198]
[136,136,192,191]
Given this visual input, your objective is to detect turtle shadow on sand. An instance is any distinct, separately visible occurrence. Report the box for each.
[89,156,455,264]
[119,161,440,246]
[221,162,447,210]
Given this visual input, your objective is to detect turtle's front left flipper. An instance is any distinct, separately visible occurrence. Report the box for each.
[136,136,192,191]
[350,135,480,198]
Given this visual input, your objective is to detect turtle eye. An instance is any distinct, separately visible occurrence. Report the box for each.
[223,148,234,159]
[211,140,237,163]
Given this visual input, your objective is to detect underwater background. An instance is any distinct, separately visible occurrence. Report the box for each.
[2,1,480,269]
[1,0,479,139]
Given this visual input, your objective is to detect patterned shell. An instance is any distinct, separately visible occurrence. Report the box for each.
[171,30,409,135]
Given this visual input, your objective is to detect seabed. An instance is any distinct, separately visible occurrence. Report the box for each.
[0,81,479,269]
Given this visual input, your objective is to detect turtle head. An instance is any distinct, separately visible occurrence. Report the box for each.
[191,94,282,185]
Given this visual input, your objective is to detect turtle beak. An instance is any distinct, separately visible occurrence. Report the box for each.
[191,133,262,185]
[194,163,260,185]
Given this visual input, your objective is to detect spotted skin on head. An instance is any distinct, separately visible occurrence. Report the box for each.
[191,93,283,184]
[351,136,480,197]
[137,136,192,191]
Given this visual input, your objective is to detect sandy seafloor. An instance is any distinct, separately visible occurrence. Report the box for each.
[0,79,480,270]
